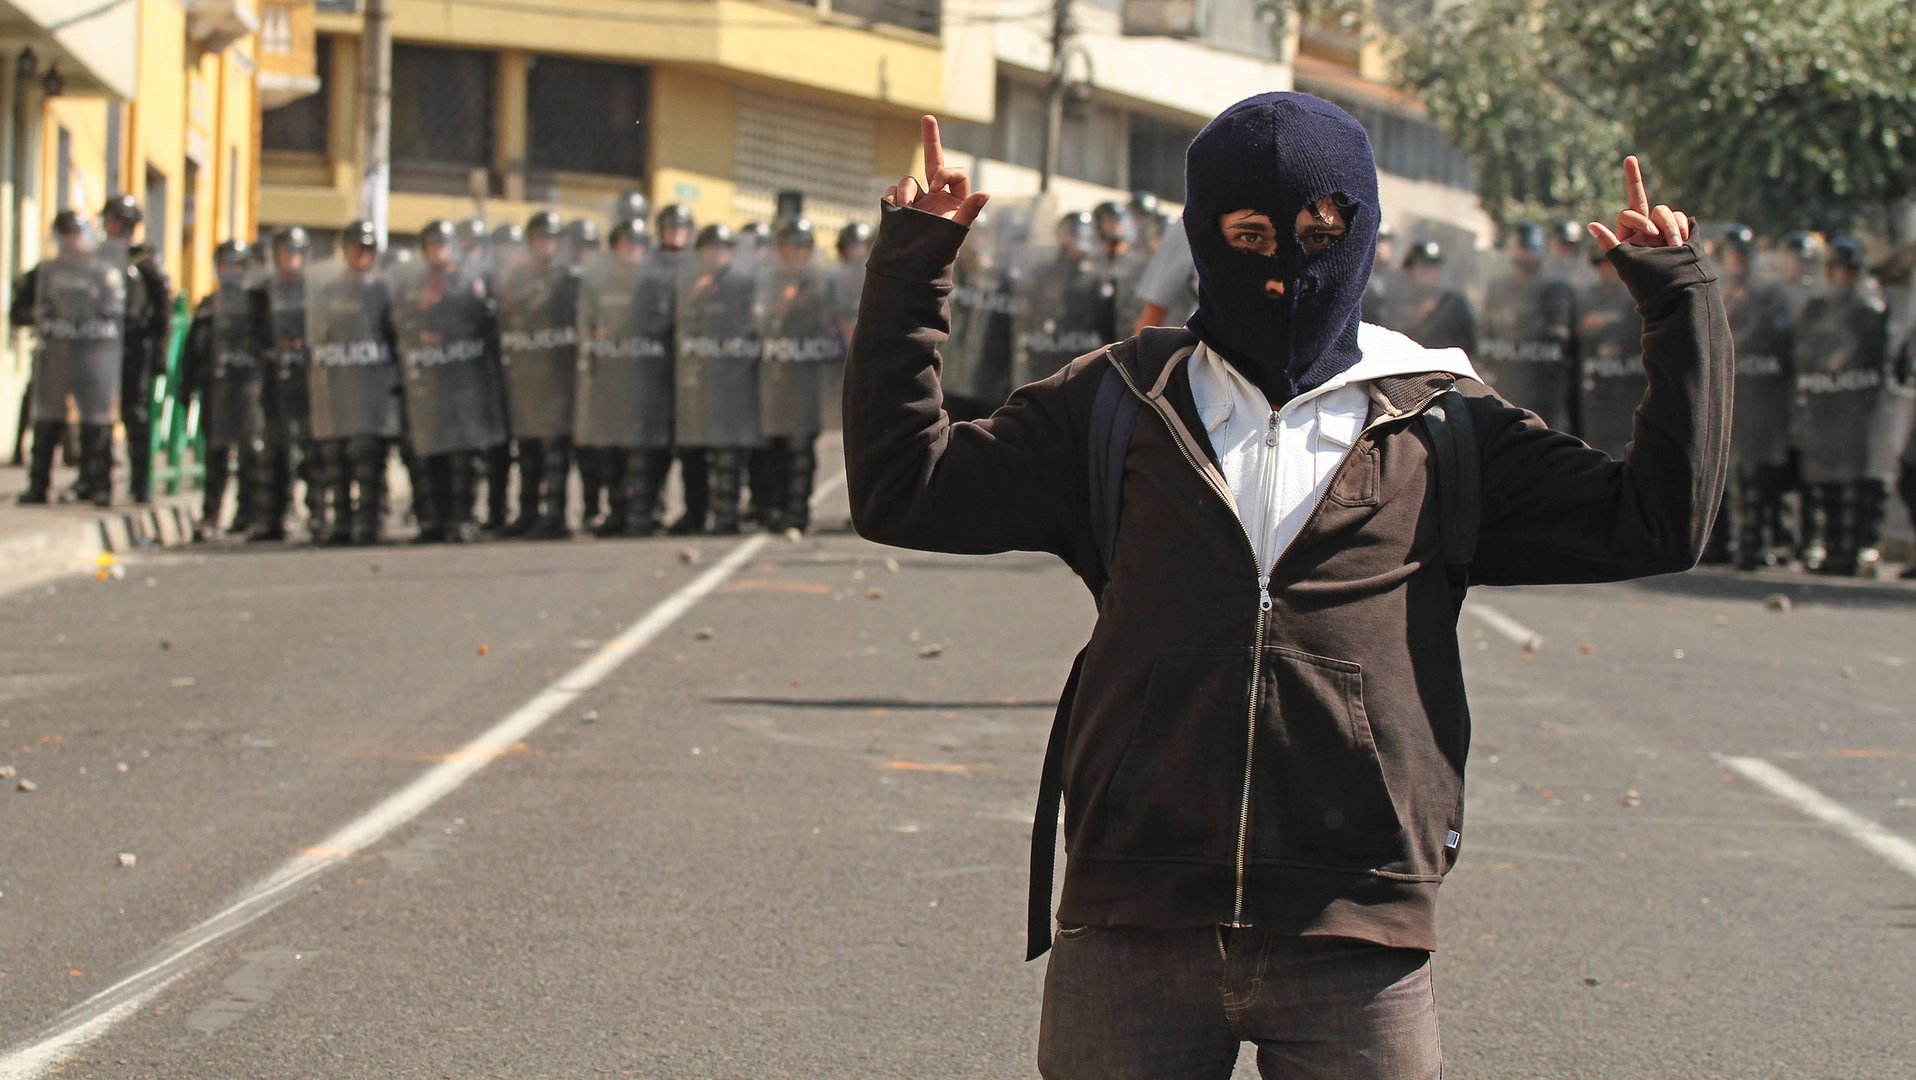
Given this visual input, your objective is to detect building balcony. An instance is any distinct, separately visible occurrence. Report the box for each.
[258,0,320,109]
[187,0,262,53]
[0,0,140,99]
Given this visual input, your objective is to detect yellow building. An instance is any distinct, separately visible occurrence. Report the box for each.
[260,0,988,246]
[1,0,291,452]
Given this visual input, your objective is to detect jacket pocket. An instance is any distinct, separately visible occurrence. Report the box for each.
[1083,647,1246,861]
[1250,648,1409,872]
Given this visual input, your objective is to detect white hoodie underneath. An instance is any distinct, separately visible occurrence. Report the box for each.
[1186,322,1479,575]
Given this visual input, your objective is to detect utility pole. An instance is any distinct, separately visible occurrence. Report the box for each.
[360,0,392,246]
[1039,0,1072,194]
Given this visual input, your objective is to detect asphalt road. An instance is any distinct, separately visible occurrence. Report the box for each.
[1,463,1912,1078]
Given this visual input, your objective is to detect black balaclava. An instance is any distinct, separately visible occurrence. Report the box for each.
[1182,92,1380,403]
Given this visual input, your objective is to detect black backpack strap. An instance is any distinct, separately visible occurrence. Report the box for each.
[1417,385,1480,604]
[1027,646,1086,961]
[1085,358,1142,597]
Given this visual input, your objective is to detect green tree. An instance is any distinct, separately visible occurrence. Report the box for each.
[1392,0,1916,240]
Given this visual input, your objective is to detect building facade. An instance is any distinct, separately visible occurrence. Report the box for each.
[1,0,281,452]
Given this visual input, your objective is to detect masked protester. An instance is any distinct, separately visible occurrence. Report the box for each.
[849,97,1730,1076]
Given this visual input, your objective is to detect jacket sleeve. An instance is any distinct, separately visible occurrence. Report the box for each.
[1470,243,1733,585]
[843,204,1090,559]
[180,304,212,399]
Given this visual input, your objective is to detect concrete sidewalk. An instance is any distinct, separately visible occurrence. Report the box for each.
[0,460,199,596]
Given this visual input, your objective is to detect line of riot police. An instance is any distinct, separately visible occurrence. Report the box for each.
[1368,221,1915,579]
[179,194,873,545]
[10,199,175,508]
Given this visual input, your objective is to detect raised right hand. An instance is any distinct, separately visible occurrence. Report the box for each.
[884,115,989,227]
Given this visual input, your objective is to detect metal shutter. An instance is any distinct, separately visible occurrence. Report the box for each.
[733,90,881,237]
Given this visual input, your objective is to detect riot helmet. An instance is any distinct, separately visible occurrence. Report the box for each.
[1719,224,1756,255]
[1057,211,1098,258]
[656,204,696,251]
[490,223,525,247]
[215,239,251,269]
[837,221,873,260]
[612,190,651,226]
[101,194,142,238]
[420,218,459,250]
[272,225,311,253]
[52,209,86,237]
[341,219,380,272]
[1402,240,1442,270]
[459,217,488,251]
[1781,231,1819,260]
[1827,236,1866,276]
[610,218,651,256]
[1092,201,1135,250]
[565,218,602,250]
[696,223,736,249]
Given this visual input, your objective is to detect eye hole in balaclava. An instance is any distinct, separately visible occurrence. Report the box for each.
[1183,93,1380,404]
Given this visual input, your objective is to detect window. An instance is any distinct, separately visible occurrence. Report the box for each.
[525,56,650,180]
[1129,115,1197,202]
[262,35,332,154]
[391,44,496,195]
[832,0,940,36]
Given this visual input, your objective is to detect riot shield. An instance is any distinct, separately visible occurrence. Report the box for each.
[1575,271,1646,458]
[263,260,311,444]
[304,258,402,441]
[390,258,506,456]
[575,251,675,448]
[1724,275,1794,469]
[673,255,761,448]
[493,248,579,440]
[1107,247,1152,340]
[1012,240,1115,389]
[944,212,1020,413]
[757,260,846,439]
[1473,252,1577,430]
[200,260,266,449]
[30,228,126,425]
[1792,284,1893,485]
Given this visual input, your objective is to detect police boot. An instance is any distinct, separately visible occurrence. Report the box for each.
[709,449,745,536]
[1733,470,1765,571]
[299,442,329,543]
[579,446,607,532]
[412,454,448,544]
[592,450,630,538]
[196,449,231,541]
[783,440,818,535]
[1700,488,1732,565]
[1815,483,1858,576]
[616,450,665,538]
[526,439,573,541]
[74,423,114,507]
[125,406,153,504]
[747,446,781,531]
[644,448,673,530]
[506,439,544,537]
[668,449,711,535]
[1799,484,1830,571]
[228,445,259,537]
[483,441,514,533]
[446,453,482,544]
[1853,480,1887,578]
[323,442,356,546]
[19,421,62,504]
[248,447,291,541]
[351,439,388,545]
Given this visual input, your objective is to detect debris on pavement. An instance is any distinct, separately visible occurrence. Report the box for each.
[679,547,702,566]
[169,676,196,688]
[476,644,490,656]
[866,587,885,600]
[0,765,14,779]
[116,853,137,868]
[1763,593,1793,613]
[883,557,900,573]
[918,642,946,658]
[1579,643,1595,655]
[1620,789,1643,808]
[17,778,38,793]
[694,626,716,641]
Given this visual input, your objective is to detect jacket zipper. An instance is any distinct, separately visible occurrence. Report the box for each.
[1102,354,1440,927]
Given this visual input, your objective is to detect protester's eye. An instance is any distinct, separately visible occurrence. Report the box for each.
[1230,231,1278,256]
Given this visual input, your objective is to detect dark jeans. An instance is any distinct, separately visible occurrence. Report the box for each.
[1038,926,1440,1080]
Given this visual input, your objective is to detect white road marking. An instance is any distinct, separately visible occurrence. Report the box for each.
[1720,755,1916,882]
[0,473,846,1079]
[1465,600,1545,651]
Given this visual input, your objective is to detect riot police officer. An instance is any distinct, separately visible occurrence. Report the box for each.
[1398,241,1475,354]
[1094,201,1150,338]
[1575,248,1647,459]
[393,220,507,543]
[1475,222,1577,430]
[101,195,172,505]
[1013,211,1115,389]
[480,222,524,532]
[1362,220,1399,328]
[1792,237,1896,575]
[251,226,321,540]
[1718,225,1797,568]
[563,218,612,530]
[753,218,844,533]
[306,219,403,545]
[14,211,126,506]
[576,218,675,537]
[494,210,581,539]
[181,240,265,539]
[671,223,761,535]
[613,191,651,228]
